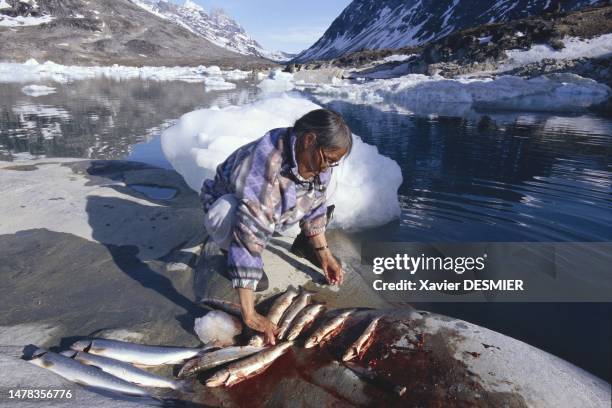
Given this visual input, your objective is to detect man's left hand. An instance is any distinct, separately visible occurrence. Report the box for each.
[319,250,344,286]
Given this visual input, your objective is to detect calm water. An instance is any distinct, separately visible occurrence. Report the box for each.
[1,79,610,380]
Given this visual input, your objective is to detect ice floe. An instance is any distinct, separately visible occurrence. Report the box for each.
[307,73,610,113]
[21,84,57,97]
[161,94,402,230]
[0,59,252,84]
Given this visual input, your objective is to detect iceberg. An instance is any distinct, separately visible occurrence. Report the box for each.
[161,94,402,230]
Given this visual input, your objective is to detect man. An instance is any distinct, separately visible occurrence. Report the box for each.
[200,108,352,345]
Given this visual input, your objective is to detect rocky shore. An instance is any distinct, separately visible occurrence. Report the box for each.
[0,159,609,407]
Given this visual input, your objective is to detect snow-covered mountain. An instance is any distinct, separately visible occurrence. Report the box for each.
[294,0,601,62]
[131,0,293,62]
[0,0,275,68]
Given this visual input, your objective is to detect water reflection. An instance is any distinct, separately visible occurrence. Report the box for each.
[309,98,612,242]
[0,78,259,161]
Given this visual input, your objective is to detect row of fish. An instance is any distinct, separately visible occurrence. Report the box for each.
[181,287,382,386]
[28,339,206,396]
[28,287,383,398]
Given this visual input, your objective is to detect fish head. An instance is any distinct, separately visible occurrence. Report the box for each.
[30,347,48,359]
[303,336,318,349]
[205,369,230,387]
[70,339,92,352]
[59,350,77,358]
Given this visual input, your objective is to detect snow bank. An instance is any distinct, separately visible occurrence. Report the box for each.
[161,94,402,230]
[0,59,252,84]
[501,33,612,71]
[21,84,56,97]
[310,73,610,113]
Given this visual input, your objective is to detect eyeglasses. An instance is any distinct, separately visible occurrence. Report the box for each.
[318,147,341,169]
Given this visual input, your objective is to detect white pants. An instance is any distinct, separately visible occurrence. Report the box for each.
[203,194,239,251]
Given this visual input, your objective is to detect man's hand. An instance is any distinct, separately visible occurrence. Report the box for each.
[243,311,278,345]
[318,249,344,286]
[237,287,279,345]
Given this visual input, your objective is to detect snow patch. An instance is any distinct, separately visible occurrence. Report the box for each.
[502,33,612,70]
[160,94,402,230]
[0,14,53,27]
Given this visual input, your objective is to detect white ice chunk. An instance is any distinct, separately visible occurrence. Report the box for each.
[161,94,402,230]
[311,73,610,113]
[257,69,295,93]
[194,311,242,347]
[21,84,56,97]
[0,60,254,84]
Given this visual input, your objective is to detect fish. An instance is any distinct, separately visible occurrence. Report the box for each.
[70,338,214,366]
[304,309,356,348]
[177,345,265,378]
[205,341,293,387]
[198,297,242,317]
[286,304,326,341]
[342,317,381,361]
[249,287,299,346]
[29,348,149,396]
[60,350,180,389]
[277,290,315,340]
[343,361,407,397]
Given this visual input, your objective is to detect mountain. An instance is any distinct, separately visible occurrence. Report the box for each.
[130,0,294,62]
[0,0,276,68]
[293,0,601,62]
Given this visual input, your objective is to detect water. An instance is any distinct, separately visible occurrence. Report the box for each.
[1,79,610,380]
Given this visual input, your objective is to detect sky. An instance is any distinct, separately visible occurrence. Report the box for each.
[169,0,352,54]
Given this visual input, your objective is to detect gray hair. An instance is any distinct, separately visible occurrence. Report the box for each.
[294,109,353,156]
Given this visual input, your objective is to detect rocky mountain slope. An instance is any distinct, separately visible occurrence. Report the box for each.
[287,3,612,87]
[293,0,601,62]
[0,0,276,68]
[130,0,293,62]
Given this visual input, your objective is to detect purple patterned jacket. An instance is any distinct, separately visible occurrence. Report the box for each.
[200,127,331,290]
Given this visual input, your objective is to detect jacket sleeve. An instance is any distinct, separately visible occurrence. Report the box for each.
[226,139,281,291]
[299,201,327,237]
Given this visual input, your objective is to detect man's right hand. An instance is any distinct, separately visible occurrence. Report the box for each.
[243,311,278,345]
[237,287,279,345]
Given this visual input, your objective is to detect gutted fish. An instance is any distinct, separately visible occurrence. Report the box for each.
[286,304,326,341]
[206,341,294,387]
[277,290,315,340]
[342,317,381,361]
[304,309,356,348]
[249,287,299,346]
[178,345,265,378]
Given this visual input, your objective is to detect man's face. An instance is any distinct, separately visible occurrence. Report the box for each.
[297,132,348,179]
